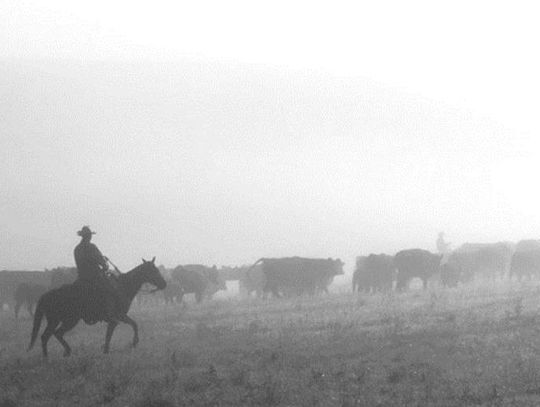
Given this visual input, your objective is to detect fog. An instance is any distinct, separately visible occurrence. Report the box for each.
[2,1,540,272]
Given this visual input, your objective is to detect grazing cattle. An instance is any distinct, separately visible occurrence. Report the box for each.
[170,265,226,303]
[162,280,184,304]
[439,262,462,288]
[451,242,514,280]
[509,240,540,281]
[352,256,368,293]
[238,264,265,298]
[28,258,166,357]
[14,283,48,318]
[394,249,442,290]
[249,257,344,298]
[219,266,247,281]
[515,239,540,252]
[48,267,77,289]
[510,251,540,281]
[0,270,50,310]
[443,251,477,285]
[353,254,395,293]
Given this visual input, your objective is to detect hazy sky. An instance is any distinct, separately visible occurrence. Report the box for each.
[2,1,540,271]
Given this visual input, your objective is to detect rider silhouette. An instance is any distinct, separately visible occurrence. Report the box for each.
[436,232,451,254]
[74,226,118,323]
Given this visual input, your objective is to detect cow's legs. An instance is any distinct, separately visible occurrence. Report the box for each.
[118,315,139,348]
[14,300,22,319]
[396,278,406,291]
[41,319,61,358]
[103,321,119,354]
[54,318,79,357]
[27,301,35,317]
[422,277,429,290]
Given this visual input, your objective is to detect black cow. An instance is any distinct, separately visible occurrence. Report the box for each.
[443,251,476,285]
[162,280,184,304]
[515,239,540,252]
[219,266,247,281]
[170,265,226,303]
[510,251,540,281]
[353,254,395,293]
[451,242,514,280]
[250,257,344,298]
[48,267,77,289]
[0,270,49,310]
[352,256,368,293]
[439,262,462,288]
[509,240,540,281]
[238,264,265,298]
[14,283,48,318]
[394,249,442,290]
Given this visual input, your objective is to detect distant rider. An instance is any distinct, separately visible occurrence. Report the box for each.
[74,226,118,323]
[436,232,451,255]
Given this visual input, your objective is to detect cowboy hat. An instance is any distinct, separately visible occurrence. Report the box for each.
[77,226,96,236]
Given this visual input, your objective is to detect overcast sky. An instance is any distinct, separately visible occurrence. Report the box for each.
[1,1,540,271]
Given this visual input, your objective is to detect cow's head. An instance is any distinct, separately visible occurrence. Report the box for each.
[329,258,345,275]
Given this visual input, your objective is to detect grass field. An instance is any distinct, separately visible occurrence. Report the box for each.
[3,280,540,406]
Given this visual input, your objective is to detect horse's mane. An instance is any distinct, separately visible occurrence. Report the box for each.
[117,262,147,279]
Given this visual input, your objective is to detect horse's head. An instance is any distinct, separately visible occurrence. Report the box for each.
[139,257,167,290]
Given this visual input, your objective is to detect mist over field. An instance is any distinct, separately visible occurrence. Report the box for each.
[3,2,540,271]
[4,2,540,406]
[2,58,539,272]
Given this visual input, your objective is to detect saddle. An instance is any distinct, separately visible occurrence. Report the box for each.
[73,276,122,324]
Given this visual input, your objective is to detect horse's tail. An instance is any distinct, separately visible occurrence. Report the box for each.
[28,296,45,351]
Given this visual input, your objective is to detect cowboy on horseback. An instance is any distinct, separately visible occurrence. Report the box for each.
[74,226,119,323]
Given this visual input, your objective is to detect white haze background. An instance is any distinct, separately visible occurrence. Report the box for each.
[1,1,540,271]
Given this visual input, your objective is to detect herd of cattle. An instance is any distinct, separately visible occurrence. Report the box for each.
[353,239,540,293]
[1,239,540,316]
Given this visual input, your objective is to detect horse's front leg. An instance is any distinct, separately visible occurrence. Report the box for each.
[119,315,139,348]
[103,321,118,354]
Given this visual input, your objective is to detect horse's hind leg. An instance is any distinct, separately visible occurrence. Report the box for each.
[54,318,79,357]
[119,315,139,348]
[103,321,118,354]
[41,320,60,358]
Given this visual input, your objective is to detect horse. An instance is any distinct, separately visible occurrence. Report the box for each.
[28,257,166,357]
[14,282,48,319]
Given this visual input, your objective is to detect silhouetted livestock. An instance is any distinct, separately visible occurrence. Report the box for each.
[170,265,226,303]
[14,283,48,318]
[0,270,49,310]
[219,266,247,281]
[48,267,77,289]
[352,256,368,293]
[238,264,265,298]
[161,281,184,304]
[250,257,344,298]
[443,251,476,285]
[28,258,166,357]
[353,254,395,293]
[394,249,442,290]
[439,262,462,288]
[515,240,540,252]
[452,242,514,280]
[510,250,540,281]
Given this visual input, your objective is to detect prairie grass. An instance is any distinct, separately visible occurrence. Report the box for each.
[2,279,540,405]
